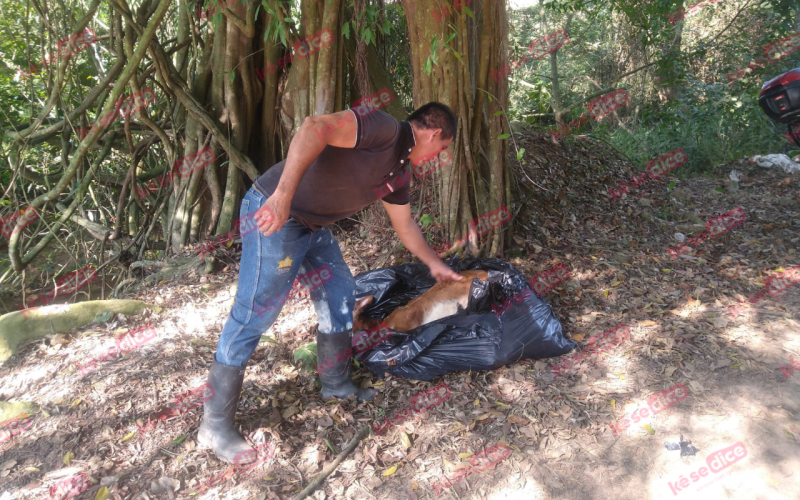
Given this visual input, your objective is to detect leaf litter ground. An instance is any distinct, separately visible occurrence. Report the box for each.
[1,132,799,500]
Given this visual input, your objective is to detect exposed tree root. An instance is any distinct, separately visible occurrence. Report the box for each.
[129,257,205,291]
[0,401,39,421]
[0,299,162,361]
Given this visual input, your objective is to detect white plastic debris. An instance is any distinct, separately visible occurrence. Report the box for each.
[752,154,800,173]
[674,232,686,242]
[729,169,741,192]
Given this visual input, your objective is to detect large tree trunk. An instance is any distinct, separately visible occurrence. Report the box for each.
[401,0,510,257]
[654,1,685,103]
[3,0,514,285]
[279,0,342,141]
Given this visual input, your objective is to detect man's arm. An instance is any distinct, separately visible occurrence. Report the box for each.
[381,201,462,283]
[256,110,358,236]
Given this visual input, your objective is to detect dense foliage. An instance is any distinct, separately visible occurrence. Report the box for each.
[504,0,800,174]
[0,0,798,300]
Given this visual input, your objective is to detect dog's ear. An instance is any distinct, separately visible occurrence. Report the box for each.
[354,295,374,314]
[353,295,375,331]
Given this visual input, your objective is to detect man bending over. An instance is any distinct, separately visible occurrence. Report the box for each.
[198,102,462,463]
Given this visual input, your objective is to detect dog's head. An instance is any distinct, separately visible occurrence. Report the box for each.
[352,295,384,333]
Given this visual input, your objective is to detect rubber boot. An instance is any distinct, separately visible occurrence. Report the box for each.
[197,361,257,464]
[317,330,376,402]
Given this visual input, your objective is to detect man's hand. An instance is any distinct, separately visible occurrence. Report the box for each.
[381,201,463,283]
[256,193,289,236]
[429,260,463,283]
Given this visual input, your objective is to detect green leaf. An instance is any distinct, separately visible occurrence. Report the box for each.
[715,187,724,193]
[260,334,283,346]
[493,111,505,116]
[420,214,434,228]
[92,311,114,324]
[667,181,676,191]
[171,435,187,445]
[424,56,432,75]
[463,6,474,19]
[293,343,317,373]
[516,148,525,161]
[342,22,350,39]
[497,133,511,140]
[324,438,335,454]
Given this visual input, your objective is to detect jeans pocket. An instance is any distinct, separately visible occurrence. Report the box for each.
[237,197,256,237]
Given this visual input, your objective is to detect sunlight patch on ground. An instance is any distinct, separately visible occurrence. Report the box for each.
[647,439,789,499]
[643,393,800,500]
[1,364,55,399]
[487,478,546,499]
[277,305,310,333]
[178,303,211,336]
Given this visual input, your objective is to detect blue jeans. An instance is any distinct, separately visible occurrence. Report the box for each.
[215,187,356,367]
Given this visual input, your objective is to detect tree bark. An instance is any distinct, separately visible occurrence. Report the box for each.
[401,0,509,257]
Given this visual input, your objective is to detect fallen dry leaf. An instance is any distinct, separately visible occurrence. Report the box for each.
[508,415,530,425]
[400,432,412,449]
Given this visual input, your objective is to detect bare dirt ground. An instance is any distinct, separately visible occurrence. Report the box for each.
[1,133,799,500]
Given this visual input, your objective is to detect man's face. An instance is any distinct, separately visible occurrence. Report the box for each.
[410,128,453,166]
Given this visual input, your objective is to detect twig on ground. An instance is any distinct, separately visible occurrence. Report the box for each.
[291,425,371,500]
[344,236,370,273]
[375,242,403,269]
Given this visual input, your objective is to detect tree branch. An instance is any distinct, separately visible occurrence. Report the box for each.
[291,426,372,500]
[9,0,173,272]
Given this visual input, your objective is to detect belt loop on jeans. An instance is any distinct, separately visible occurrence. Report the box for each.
[252,184,268,200]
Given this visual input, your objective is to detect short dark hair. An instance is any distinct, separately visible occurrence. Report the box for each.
[407,102,457,140]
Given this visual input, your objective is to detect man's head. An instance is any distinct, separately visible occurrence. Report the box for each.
[408,102,456,165]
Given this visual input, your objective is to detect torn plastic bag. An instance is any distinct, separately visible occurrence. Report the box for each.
[352,256,575,380]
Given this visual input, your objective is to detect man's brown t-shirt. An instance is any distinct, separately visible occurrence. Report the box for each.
[253,109,414,231]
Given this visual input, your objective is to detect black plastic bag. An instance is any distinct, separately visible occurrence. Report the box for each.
[352,257,575,380]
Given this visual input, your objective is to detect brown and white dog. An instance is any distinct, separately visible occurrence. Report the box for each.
[353,270,489,333]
